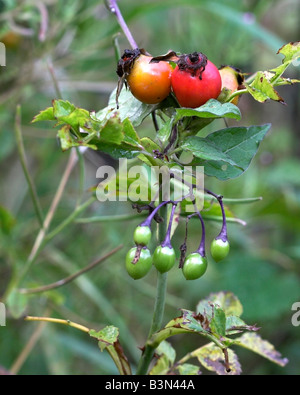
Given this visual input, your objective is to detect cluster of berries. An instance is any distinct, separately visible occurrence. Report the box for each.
[126,199,230,281]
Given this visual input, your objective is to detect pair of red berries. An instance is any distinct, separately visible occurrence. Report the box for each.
[117,49,239,108]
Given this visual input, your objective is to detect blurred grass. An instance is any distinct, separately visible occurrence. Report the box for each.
[0,0,299,375]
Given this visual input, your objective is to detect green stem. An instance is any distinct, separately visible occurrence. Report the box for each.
[76,212,147,224]
[206,196,263,204]
[14,105,44,227]
[136,205,168,375]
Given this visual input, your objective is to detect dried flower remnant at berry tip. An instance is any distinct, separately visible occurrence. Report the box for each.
[177,52,208,79]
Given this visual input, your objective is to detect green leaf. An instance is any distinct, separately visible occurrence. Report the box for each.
[181,309,206,333]
[53,100,76,118]
[89,325,132,375]
[89,116,143,159]
[108,87,155,127]
[156,340,176,364]
[277,41,300,65]
[245,42,300,103]
[197,291,243,317]
[122,118,143,148]
[245,72,284,103]
[157,118,173,145]
[191,124,271,180]
[192,343,242,375]
[234,333,289,367]
[176,364,201,375]
[58,125,97,151]
[175,99,241,122]
[89,325,119,349]
[138,137,164,166]
[149,341,176,375]
[181,136,240,167]
[53,100,90,133]
[98,116,124,145]
[191,303,226,338]
[210,306,226,338]
[32,107,55,123]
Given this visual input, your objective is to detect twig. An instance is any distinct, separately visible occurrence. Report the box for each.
[25,316,90,333]
[106,0,138,49]
[17,149,79,286]
[20,245,123,294]
[36,2,49,42]
[46,61,63,99]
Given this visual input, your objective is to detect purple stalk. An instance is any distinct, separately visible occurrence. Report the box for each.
[195,211,206,257]
[107,0,138,49]
[161,204,177,248]
[205,188,228,243]
[140,200,172,228]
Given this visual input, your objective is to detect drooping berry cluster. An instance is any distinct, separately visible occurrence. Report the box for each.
[126,194,230,281]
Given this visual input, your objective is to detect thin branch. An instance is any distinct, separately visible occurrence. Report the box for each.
[20,245,123,295]
[36,2,49,42]
[106,0,138,49]
[25,316,90,333]
[46,61,63,99]
[17,149,78,287]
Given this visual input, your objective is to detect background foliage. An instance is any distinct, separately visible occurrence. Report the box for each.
[0,0,299,375]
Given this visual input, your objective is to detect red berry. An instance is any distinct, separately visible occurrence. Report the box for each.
[171,52,222,108]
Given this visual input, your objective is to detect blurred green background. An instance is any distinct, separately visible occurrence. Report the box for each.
[0,0,299,375]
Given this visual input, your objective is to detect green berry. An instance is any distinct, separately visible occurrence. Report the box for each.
[125,247,152,280]
[133,225,152,246]
[210,239,230,262]
[153,245,176,273]
[182,252,208,280]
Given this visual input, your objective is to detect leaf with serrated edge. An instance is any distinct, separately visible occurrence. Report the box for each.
[277,41,300,64]
[246,72,284,103]
[89,325,119,349]
[89,326,131,375]
[234,332,288,367]
[32,107,55,123]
